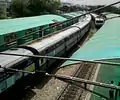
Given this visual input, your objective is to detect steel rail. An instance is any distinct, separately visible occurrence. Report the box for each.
[62,79,108,99]
[0,66,120,90]
[46,73,120,90]
[0,52,120,66]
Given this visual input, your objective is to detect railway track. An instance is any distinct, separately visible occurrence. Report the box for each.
[56,63,95,100]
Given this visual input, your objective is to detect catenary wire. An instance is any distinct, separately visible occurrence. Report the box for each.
[0,52,120,66]
[0,65,120,90]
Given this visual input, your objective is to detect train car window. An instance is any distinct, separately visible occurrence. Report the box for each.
[11,59,30,70]
[70,34,74,38]
[39,58,46,66]
[25,28,34,36]
[56,40,63,48]
[56,43,60,47]
[0,73,5,82]
[4,33,17,43]
[58,41,61,45]
[41,58,44,64]
[46,45,55,54]
[39,50,45,55]
[96,20,104,23]
[39,26,44,30]
[45,49,49,54]
[40,58,44,65]
[4,35,9,43]
[76,31,79,35]
[39,28,42,34]
[39,26,44,34]
[65,36,70,41]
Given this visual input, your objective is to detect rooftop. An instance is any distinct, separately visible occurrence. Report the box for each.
[0,14,67,35]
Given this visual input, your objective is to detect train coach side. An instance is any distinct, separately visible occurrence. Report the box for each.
[28,14,92,70]
[0,14,92,94]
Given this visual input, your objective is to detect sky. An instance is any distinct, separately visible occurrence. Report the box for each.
[61,0,120,5]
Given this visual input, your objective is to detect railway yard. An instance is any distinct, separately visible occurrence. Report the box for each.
[0,10,94,100]
[1,12,119,99]
[25,64,97,100]
[1,1,120,100]
[21,27,98,100]
[0,25,97,100]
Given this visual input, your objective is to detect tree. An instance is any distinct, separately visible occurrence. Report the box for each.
[10,0,60,17]
[59,5,70,12]
[45,0,60,13]
[10,0,31,17]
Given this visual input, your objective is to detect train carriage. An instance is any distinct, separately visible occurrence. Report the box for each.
[0,15,67,52]
[0,48,35,93]
[0,14,91,94]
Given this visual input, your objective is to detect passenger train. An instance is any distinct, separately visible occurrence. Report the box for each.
[0,14,79,52]
[91,13,105,28]
[0,14,91,94]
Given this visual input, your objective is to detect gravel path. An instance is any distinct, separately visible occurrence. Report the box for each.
[23,64,80,100]
[23,63,97,100]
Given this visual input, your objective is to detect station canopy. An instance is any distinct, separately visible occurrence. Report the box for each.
[63,13,120,66]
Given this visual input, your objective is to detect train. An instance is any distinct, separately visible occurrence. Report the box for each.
[0,14,80,52]
[91,13,105,28]
[0,14,92,94]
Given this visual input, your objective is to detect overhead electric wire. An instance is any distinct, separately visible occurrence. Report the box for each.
[0,65,120,90]
[1,65,120,90]
[1,1,120,48]
[46,73,120,90]
[1,52,120,66]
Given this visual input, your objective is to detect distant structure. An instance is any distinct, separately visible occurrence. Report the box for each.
[61,2,72,7]
[0,0,11,16]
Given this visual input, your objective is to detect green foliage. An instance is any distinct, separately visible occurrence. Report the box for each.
[0,8,7,19]
[10,0,60,17]
[59,5,84,13]
[59,5,70,12]
[10,0,30,17]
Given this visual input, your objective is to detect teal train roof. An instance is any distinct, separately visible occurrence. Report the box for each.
[63,13,120,66]
[0,14,67,35]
